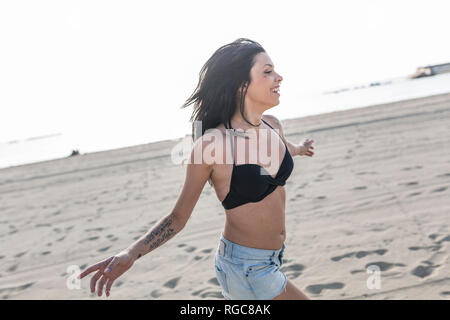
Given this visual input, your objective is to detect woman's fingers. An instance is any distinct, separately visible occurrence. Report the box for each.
[105,278,115,297]
[90,270,103,293]
[78,262,102,280]
[79,257,112,279]
[97,275,108,296]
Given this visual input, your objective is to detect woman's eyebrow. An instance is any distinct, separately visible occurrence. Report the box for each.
[264,64,274,68]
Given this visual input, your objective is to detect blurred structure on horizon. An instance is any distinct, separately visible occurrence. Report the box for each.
[410,62,450,79]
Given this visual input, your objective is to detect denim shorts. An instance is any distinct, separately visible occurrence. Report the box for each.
[214,233,287,300]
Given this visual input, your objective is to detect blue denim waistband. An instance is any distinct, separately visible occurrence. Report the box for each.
[218,233,285,260]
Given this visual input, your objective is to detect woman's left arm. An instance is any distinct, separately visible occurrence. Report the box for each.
[262,114,314,157]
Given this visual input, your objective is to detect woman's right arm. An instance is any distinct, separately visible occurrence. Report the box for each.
[125,134,215,261]
[78,134,215,297]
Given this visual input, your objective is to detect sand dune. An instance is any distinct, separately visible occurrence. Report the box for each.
[0,92,449,299]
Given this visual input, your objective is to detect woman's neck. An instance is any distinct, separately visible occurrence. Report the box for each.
[231,110,263,129]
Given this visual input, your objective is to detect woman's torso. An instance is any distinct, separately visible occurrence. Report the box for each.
[209,119,290,250]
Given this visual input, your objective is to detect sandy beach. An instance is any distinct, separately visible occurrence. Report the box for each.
[1,92,449,300]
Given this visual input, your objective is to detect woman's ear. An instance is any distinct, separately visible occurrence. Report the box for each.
[238,82,248,95]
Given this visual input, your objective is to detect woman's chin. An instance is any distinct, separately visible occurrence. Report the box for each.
[271,97,281,106]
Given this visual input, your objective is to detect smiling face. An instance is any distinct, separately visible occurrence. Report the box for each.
[238,52,283,113]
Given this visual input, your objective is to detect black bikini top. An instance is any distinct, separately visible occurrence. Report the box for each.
[221,118,294,210]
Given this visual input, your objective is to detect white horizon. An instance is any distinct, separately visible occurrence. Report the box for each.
[1,0,449,153]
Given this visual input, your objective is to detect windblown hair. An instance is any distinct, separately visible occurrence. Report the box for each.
[181,38,266,141]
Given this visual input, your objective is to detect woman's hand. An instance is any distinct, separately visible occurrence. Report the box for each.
[297,138,314,157]
[78,250,135,297]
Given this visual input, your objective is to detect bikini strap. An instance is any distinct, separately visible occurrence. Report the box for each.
[261,118,274,129]
[225,121,235,165]
[261,118,288,149]
[228,130,235,165]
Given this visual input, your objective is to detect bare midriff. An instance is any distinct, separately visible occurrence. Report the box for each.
[223,186,286,250]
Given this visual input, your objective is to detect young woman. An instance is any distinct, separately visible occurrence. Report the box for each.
[78,38,315,300]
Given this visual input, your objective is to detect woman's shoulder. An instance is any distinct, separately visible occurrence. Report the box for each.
[214,123,227,133]
[261,114,282,130]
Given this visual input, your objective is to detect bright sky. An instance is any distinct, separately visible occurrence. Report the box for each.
[1,0,449,152]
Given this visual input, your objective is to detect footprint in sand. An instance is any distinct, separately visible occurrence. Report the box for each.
[314,173,333,182]
[163,277,181,289]
[350,269,365,274]
[356,171,377,176]
[402,165,423,171]
[436,173,450,179]
[192,288,206,296]
[184,246,196,253]
[200,291,223,299]
[192,288,223,299]
[331,249,388,262]
[431,186,447,193]
[115,280,123,287]
[440,291,450,297]
[14,251,27,258]
[280,263,305,280]
[98,246,112,252]
[407,192,422,197]
[409,235,448,279]
[150,289,164,298]
[399,181,419,187]
[352,186,367,191]
[306,282,345,294]
[35,223,51,228]
[408,245,441,252]
[436,235,450,244]
[106,234,119,241]
[79,236,100,244]
[7,264,19,272]
[356,201,372,208]
[411,262,441,279]
[201,248,214,254]
[208,277,220,286]
[290,194,303,202]
[364,261,406,272]
[428,233,439,240]
[421,233,450,247]
[0,282,35,299]
[296,183,309,190]
[85,227,104,232]
[51,210,62,216]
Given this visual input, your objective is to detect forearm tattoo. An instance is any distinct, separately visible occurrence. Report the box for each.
[143,216,175,252]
